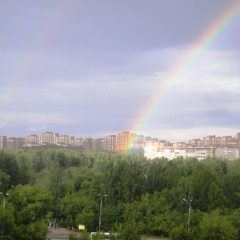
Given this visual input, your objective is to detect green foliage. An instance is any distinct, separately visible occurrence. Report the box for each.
[191,167,221,211]
[0,150,22,188]
[69,233,80,240]
[2,149,240,238]
[170,224,196,240]
[114,221,141,240]
[229,208,240,238]
[91,232,108,240]
[79,231,91,240]
[199,209,237,240]
[0,169,10,192]
[15,221,48,240]
[103,159,147,205]
[0,206,15,238]
[208,182,229,210]
[8,184,53,240]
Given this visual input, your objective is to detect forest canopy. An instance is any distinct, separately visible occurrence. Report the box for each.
[0,148,240,239]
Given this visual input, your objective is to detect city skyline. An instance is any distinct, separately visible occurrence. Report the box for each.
[0,1,240,142]
[1,129,240,144]
[1,130,240,159]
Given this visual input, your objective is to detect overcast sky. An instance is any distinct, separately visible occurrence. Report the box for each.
[0,0,239,142]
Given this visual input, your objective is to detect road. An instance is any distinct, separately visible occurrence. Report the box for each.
[46,227,81,240]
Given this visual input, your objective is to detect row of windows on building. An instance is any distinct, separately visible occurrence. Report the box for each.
[144,145,240,160]
[0,131,240,152]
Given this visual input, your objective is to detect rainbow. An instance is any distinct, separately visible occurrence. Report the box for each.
[129,0,240,136]
[0,1,69,101]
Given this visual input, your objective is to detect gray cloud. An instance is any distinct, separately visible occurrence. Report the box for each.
[0,0,239,140]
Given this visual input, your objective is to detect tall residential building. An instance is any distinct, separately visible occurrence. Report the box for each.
[188,138,201,147]
[6,137,25,149]
[116,131,137,152]
[7,137,17,149]
[221,136,233,146]
[92,138,104,151]
[133,135,145,149]
[203,135,216,147]
[69,136,75,146]
[82,138,93,151]
[39,132,59,145]
[58,135,71,146]
[103,135,116,152]
[0,136,7,149]
[25,135,39,147]
[236,132,240,141]
[236,133,240,148]
[73,138,83,147]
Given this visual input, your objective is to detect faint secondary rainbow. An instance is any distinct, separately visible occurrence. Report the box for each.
[129,0,240,136]
[0,0,70,102]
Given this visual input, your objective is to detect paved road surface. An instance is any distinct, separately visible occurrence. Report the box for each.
[46,227,81,240]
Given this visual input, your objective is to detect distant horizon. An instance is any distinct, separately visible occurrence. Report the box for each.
[2,128,239,144]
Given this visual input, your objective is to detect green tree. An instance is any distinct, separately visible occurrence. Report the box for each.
[170,224,196,240]
[0,170,10,193]
[0,206,15,239]
[60,192,82,229]
[114,220,141,240]
[208,182,229,211]
[199,210,237,240]
[191,168,221,211]
[8,184,53,240]
[0,150,21,188]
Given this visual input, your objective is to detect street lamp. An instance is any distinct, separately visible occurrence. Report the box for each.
[0,192,9,238]
[183,198,192,230]
[98,194,107,232]
[0,192,9,211]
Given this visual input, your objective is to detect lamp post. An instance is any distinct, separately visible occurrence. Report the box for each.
[0,192,9,238]
[0,193,8,211]
[98,194,107,232]
[183,198,192,230]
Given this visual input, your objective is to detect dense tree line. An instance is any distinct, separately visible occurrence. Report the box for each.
[1,148,240,239]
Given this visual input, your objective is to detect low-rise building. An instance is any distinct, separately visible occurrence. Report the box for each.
[215,148,240,160]
[144,146,215,160]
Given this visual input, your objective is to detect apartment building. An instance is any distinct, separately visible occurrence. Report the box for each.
[144,146,215,160]
[188,138,202,147]
[145,140,172,147]
[203,135,217,147]
[221,136,233,146]
[215,148,240,160]
[133,135,145,149]
[236,132,240,141]
[24,135,39,147]
[6,137,25,149]
[173,142,188,147]
[193,135,239,148]
[103,135,116,152]
[1,131,240,154]
[57,135,72,147]
[39,132,59,145]
[116,131,137,152]
[73,138,83,148]
[92,138,105,151]
[82,138,93,151]
[0,136,7,149]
